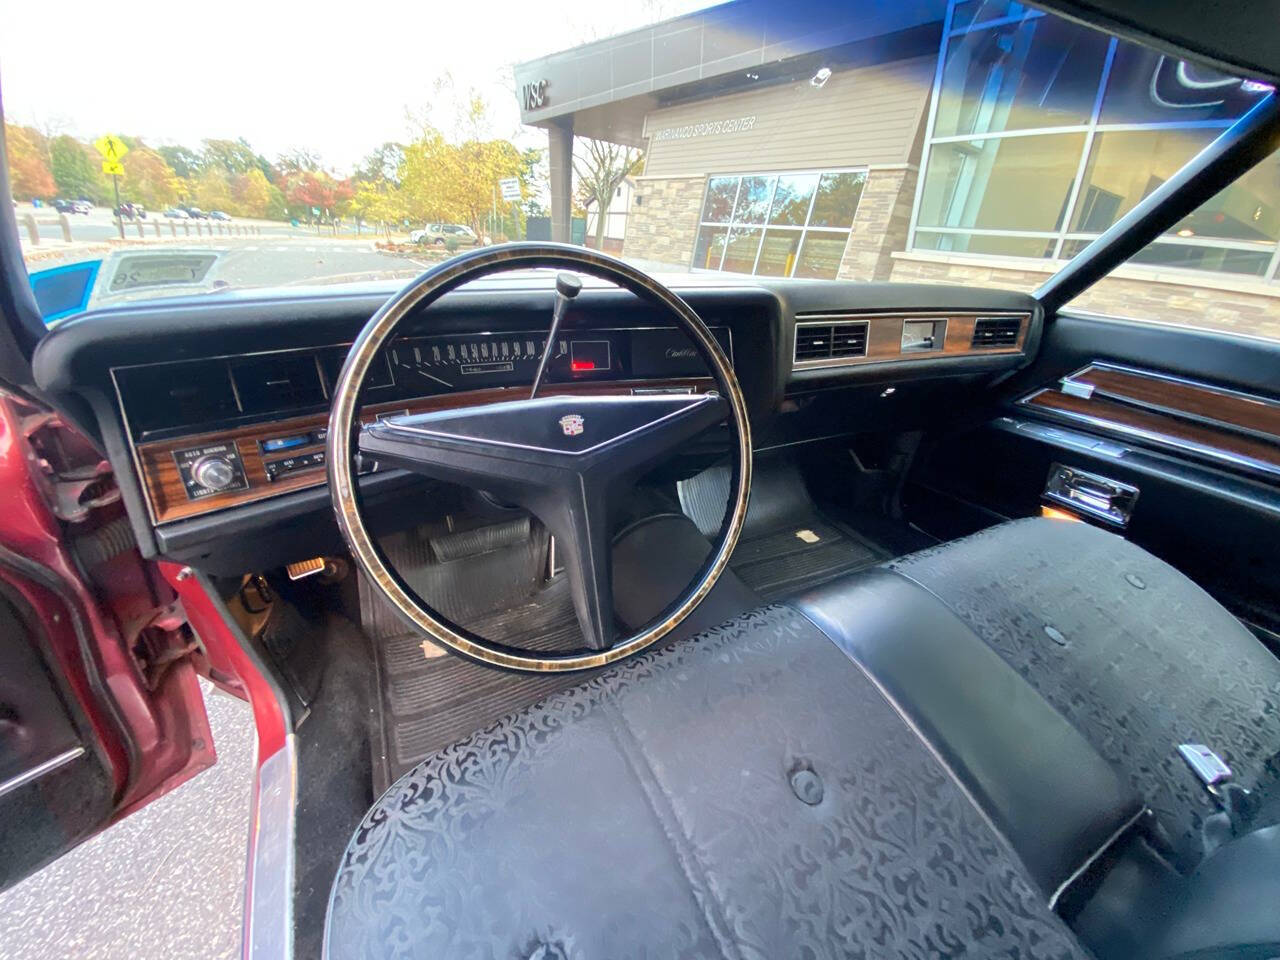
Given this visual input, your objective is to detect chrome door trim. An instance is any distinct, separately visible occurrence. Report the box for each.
[244,735,296,960]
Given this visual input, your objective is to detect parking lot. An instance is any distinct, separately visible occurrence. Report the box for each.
[0,681,256,960]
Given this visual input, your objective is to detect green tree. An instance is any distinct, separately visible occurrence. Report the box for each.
[203,137,272,178]
[158,145,203,179]
[276,148,322,178]
[50,135,108,202]
[356,142,405,186]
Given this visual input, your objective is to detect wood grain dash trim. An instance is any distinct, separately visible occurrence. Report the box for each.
[1067,363,1280,442]
[1023,387,1280,477]
[137,379,707,523]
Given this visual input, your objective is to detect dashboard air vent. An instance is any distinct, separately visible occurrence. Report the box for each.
[971,317,1022,348]
[794,319,868,364]
[794,325,833,361]
[114,360,240,437]
[830,322,869,358]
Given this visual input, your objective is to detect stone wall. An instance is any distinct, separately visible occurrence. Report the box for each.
[889,253,1280,341]
[622,175,706,270]
[837,167,918,282]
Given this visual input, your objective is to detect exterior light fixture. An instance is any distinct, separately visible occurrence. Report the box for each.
[811,67,832,88]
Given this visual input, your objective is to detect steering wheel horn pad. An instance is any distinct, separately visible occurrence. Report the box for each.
[327,243,752,672]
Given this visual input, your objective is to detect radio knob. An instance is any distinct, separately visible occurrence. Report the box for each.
[192,455,235,491]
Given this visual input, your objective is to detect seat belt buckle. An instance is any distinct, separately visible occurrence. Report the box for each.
[1178,743,1232,790]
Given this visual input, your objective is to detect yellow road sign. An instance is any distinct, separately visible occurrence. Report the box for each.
[94,135,129,161]
[102,159,125,177]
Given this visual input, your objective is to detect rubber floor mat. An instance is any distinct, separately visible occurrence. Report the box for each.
[364,570,602,792]
[680,461,889,602]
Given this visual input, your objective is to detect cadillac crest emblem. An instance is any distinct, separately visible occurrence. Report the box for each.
[559,414,585,436]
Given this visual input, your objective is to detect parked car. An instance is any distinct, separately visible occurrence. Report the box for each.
[52,198,78,214]
[115,201,145,220]
[411,222,482,246]
[183,206,209,219]
[208,210,232,221]
[163,208,190,219]
[75,196,95,209]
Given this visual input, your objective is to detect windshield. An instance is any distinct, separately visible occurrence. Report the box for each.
[3,0,1276,340]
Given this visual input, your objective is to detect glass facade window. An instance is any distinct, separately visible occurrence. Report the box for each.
[694,169,865,278]
[933,16,1108,138]
[1070,129,1212,232]
[912,0,1280,283]
[917,134,1085,234]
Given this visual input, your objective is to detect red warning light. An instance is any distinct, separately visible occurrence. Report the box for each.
[570,360,595,371]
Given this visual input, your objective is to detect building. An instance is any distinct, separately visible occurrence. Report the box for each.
[583,177,634,254]
[514,0,1279,339]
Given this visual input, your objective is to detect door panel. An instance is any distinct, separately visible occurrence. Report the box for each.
[0,581,114,889]
[0,391,217,892]
[911,310,1280,638]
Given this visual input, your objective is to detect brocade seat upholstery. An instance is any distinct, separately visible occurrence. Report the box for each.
[324,519,1280,959]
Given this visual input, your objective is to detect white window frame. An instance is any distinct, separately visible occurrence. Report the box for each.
[907,0,1280,284]
[692,167,868,278]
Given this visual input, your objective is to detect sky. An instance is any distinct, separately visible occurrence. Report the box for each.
[0,0,715,174]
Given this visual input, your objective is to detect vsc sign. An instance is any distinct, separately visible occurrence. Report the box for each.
[522,79,548,111]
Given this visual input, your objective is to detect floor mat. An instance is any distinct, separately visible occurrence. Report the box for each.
[362,530,603,792]
[679,461,890,602]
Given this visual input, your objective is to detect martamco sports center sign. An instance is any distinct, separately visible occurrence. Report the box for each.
[652,116,757,142]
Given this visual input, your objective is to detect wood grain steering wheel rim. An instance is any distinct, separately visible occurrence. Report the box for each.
[327,243,752,673]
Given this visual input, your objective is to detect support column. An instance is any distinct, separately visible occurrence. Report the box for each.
[547,118,574,244]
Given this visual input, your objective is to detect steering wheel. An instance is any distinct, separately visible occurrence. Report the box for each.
[327,243,752,672]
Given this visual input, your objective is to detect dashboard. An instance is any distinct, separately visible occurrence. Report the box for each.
[31,276,1040,573]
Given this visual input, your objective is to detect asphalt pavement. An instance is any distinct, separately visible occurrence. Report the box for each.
[0,680,257,960]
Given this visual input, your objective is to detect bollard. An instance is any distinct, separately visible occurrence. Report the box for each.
[154,221,163,237]
[135,220,145,238]
[170,221,177,237]
[59,213,73,242]
[22,213,39,246]
[184,221,190,236]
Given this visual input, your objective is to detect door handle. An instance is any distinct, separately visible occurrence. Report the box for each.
[1044,464,1139,527]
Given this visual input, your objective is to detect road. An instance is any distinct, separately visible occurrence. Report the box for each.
[0,680,256,960]
[22,231,437,299]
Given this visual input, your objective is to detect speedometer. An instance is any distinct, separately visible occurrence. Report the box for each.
[389,334,569,393]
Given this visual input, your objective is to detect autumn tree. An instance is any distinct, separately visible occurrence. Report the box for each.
[193,167,236,213]
[5,124,55,199]
[231,169,285,219]
[398,102,525,239]
[574,138,642,248]
[120,147,176,207]
[283,170,354,220]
